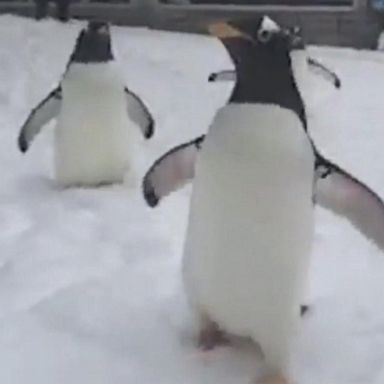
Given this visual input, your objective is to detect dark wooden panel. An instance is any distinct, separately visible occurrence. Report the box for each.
[161,0,354,5]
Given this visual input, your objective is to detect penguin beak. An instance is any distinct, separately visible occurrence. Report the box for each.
[290,34,304,50]
[87,21,110,35]
[286,26,304,50]
[208,21,244,39]
[98,24,110,35]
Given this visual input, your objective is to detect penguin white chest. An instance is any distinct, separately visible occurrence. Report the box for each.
[55,63,133,186]
[183,104,315,342]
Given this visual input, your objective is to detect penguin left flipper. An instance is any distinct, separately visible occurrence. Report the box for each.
[307,57,341,89]
[315,154,384,250]
[18,86,62,153]
[142,135,205,207]
[124,88,154,139]
[208,69,237,82]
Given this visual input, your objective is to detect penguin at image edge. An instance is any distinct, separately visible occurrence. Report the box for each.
[142,16,384,384]
[18,21,155,187]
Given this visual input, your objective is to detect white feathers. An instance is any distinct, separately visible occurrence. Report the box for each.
[55,62,136,187]
[183,104,315,375]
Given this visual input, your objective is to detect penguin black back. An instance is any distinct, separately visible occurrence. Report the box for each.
[70,21,113,64]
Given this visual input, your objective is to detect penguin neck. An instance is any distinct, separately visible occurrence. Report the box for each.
[221,37,308,129]
[69,40,114,64]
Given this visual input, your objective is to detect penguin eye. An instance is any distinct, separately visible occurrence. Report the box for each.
[257,29,274,44]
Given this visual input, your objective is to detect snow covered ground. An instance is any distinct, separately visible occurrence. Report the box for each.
[0,14,383,384]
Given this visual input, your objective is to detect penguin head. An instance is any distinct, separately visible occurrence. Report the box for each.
[70,21,113,64]
[208,16,305,55]
[208,16,307,120]
[208,16,306,88]
[208,16,307,86]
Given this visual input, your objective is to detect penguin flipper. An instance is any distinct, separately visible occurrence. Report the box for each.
[208,69,237,82]
[315,155,384,250]
[307,57,341,89]
[142,135,205,207]
[18,86,62,153]
[125,88,154,139]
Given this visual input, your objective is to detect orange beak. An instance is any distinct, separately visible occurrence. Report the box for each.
[207,21,244,39]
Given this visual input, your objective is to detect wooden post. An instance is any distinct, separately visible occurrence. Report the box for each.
[134,0,159,27]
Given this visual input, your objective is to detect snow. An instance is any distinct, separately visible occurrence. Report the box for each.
[0,14,382,384]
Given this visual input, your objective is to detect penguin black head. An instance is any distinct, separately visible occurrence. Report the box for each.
[70,21,113,64]
[208,16,305,57]
[208,16,307,126]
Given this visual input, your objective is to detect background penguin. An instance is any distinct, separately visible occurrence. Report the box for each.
[18,21,155,187]
[142,17,384,384]
[34,0,70,22]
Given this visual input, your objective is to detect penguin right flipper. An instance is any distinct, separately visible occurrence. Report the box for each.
[142,135,205,207]
[18,86,62,153]
[124,88,155,139]
[315,154,384,251]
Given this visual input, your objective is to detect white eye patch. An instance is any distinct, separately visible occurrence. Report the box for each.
[260,15,280,33]
[257,16,281,43]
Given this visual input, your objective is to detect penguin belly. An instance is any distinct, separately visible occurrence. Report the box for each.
[55,63,134,187]
[183,104,314,369]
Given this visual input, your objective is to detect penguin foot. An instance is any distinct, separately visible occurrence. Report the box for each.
[198,321,228,351]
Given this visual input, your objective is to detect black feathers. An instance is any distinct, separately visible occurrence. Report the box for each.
[70,21,113,64]
[222,37,307,128]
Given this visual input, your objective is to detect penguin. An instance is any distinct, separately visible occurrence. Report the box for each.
[18,21,155,187]
[34,0,70,22]
[142,17,384,384]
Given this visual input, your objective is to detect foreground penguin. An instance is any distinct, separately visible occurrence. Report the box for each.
[142,17,384,384]
[18,21,154,187]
